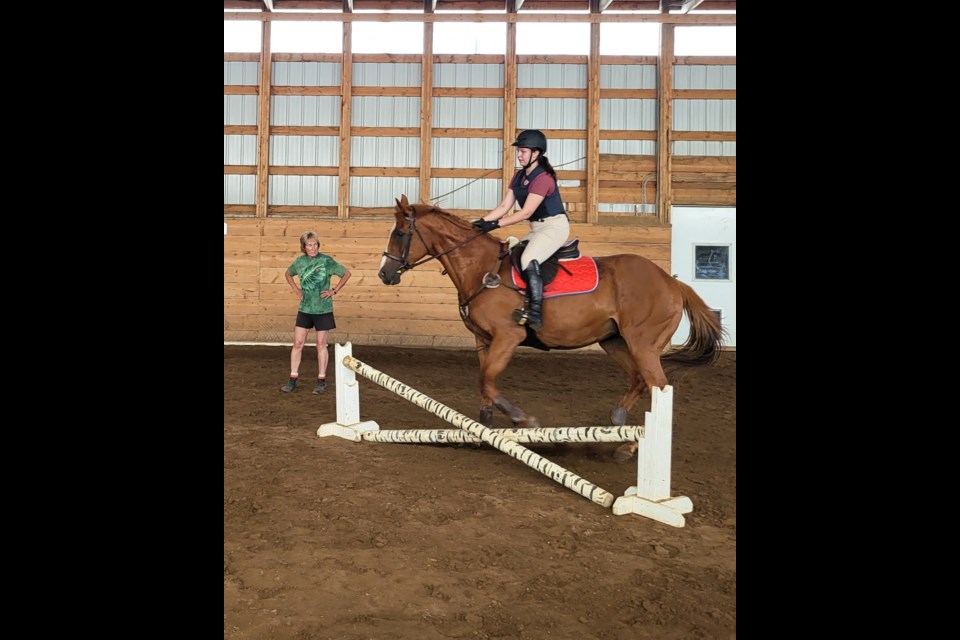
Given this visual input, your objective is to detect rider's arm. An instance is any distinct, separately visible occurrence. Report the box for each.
[497,193,544,227]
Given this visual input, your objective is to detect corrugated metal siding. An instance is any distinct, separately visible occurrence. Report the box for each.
[271,96,340,126]
[432,139,501,168]
[351,97,421,127]
[434,63,503,88]
[674,65,736,90]
[600,64,656,89]
[430,178,502,210]
[350,177,420,207]
[674,64,735,157]
[224,135,258,165]
[432,98,503,128]
[223,61,259,85]
[352,63,422,86]
[350,136,421,168]
[600,99,656,130]
[270,136,339,167]
[518,64,587,88]
[517,98,586,130]
[224,95,258,126]
[224,175,256,205]
[272,61,341,86]
[269,176,339,206]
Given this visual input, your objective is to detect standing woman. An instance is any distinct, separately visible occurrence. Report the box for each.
[280,230,351,394]
[472,129,569,330]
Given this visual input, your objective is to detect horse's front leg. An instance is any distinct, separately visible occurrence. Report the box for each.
[477,333,539,428]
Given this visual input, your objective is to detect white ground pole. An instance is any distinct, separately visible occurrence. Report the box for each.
[318,342,693,525]
[319,343,615,508]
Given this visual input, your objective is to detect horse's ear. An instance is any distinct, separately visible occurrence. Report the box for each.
[400,194,410,209]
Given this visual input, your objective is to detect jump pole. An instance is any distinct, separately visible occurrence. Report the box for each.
[319,343,615,508]
[318,343,693,525]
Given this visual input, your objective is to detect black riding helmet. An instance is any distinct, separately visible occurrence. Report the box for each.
[511,129,547,154]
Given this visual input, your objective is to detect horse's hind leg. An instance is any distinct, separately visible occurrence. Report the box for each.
[600,336,649,461]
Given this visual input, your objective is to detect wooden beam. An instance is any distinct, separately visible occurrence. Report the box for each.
[507,0,526,12]
[586,21,600,223]
[261,0,274,11]
[657,23,674,224]
[503,22,517,195]
[591,0,615,12]
[343,0,353,12]
[423,0,437,12]
[339,22,353,220]
[420,21,434,204]
[256,21,272,219]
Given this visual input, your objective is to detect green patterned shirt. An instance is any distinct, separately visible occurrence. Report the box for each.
[287,253,347,315]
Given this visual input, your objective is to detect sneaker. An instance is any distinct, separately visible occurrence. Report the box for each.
[313,380,327,395]
[280,378,298,393]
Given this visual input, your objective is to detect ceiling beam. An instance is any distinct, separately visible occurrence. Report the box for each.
[261,0,274,11]
[507,0,526,12]
[661,0,706,12]
[424,0,437,13]
[591,0,615,12]
[343,0,354,12]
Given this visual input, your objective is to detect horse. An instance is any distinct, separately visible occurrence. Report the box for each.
[378,195,725,460]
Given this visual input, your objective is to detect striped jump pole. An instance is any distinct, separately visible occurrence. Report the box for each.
[361,425,643,444]
[341,354,616,509]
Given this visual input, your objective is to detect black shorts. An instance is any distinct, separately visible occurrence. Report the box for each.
[295,311,336,331]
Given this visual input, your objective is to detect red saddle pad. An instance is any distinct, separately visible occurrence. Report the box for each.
[511,256,599,299]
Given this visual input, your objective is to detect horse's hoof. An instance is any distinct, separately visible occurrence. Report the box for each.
[613,442,636,462]
[479,406,494,427]
[611,407,628,426]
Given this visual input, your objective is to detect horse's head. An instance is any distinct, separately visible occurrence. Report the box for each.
[378,194,430,285]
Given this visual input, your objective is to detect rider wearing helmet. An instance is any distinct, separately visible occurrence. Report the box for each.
[471,129,569,331]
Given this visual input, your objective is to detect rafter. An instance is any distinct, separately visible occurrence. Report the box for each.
[261,0,274,11]
[424,0,437,13]
[661,0,706,12]
[343,0,353,12]
[507,0,526,12]
[591,0,615,12]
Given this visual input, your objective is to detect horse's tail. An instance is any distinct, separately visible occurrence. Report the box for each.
[661,280,725,366]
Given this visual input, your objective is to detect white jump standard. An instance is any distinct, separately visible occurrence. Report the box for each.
[318,342,692,526]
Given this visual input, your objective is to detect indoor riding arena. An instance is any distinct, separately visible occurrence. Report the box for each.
[225,2,736,638]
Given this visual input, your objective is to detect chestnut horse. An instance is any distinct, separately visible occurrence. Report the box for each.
[378,195,724,460]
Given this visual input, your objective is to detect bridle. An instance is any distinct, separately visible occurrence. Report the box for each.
[381,208,488,274]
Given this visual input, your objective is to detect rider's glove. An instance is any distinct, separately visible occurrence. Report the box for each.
[471,219,500,233]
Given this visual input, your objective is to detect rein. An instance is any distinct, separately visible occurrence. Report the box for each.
[382,212,488,274]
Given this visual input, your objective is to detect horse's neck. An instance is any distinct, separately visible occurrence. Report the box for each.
[429,224,499,296]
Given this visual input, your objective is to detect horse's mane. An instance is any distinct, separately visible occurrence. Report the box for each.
[413,203,475,232]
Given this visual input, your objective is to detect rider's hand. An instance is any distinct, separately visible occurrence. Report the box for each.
[471,219,500,233]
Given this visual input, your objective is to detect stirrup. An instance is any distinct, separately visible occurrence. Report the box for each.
[512,308,528,325]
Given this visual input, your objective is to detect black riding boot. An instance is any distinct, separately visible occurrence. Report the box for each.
[521,260,544,330]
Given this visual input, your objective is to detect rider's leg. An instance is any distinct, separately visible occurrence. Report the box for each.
[517,216,570,329]
[523,260,543,330]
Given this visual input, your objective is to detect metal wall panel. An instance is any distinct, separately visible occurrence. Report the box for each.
[674,65,736,90]
[517,98,586,130]
[352,63,422,86]
[351,97,421,127]
[270,136,339,167]
[271,96,340,126]
[600,99,656,131]
[434,63,503,88]
[430,178,502,210]
[272,62,341,86]
[223,61,259,86]
[224,175,256,205]
[673,99,736,156]
[600,65,656,89]
[350,177,420,207]
[269,176,339,206]
[517,64,587,88]
[224,95,258,126]
[224,135,258,165]
[350,136,421,168]
[599,140,656,155]
[431,138,501,169]
[432,98,503,128]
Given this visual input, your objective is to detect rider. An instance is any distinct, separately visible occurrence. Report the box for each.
[471,129,569,331]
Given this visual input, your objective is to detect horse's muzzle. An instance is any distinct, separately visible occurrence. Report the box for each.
[379,268,401,285]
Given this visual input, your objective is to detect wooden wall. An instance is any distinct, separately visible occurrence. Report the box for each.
[224,216,673,348]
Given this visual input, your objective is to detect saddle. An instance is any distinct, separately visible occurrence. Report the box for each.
[508,238,581,285]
